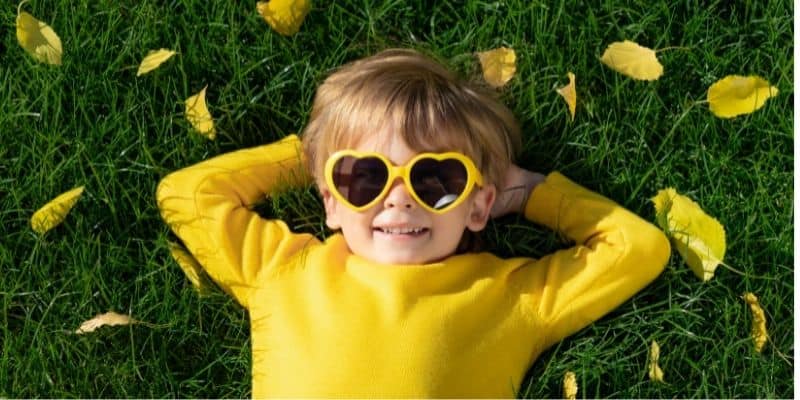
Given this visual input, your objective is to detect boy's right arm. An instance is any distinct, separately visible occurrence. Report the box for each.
[515,172,671,350]
[156,134,319,308]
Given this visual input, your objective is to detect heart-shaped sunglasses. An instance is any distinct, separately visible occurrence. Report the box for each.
[324,150,484,214]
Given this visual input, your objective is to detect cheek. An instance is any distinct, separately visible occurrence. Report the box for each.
[431,209,470,235]
[338,208,374,234]
[338,210,378,256]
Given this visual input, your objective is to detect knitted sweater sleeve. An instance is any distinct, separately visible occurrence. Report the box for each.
[519,172,671,349]
[156,135,319,308]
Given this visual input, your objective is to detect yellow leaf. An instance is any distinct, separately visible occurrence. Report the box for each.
[743,292,768,352]
[136,48,176,76]
[556,72,577,121]
[257,0,311,36]
[16,5,62,65]
[185,85,216,140]
[652,188,726,281]
[30,186,84,234]
[707,75,778,118]
[600,40,663,81]
[75,311,136,334]
[562,371,578,400]
[169,242,210,294]
[648,340,665,382]
[477,47,516,88]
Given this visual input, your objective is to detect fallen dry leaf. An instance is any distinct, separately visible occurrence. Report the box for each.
[600,40,663,81]
[477,47,516,88]
[556,72,577,121]
[137,48,176,76]
[707,75,778,118]
[16,3,62,65]
[257,0,311,36]
[652,188,726,281]
[31,186,84,234]
[185,85,216,139]
[743,292,768,352]
[563,371,577,400]
[75,311,136,334]
[648,340,665,382]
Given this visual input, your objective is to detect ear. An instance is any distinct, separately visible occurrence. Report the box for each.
[465,184,497,232]
[321,187,342,230]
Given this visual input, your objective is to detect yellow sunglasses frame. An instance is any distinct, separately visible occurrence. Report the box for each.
[324,150,484,214]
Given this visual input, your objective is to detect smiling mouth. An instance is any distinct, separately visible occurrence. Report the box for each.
[374,227,430,235]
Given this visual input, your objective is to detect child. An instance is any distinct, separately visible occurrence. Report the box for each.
[156,48,670,398]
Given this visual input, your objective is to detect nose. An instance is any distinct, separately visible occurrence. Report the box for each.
[383,178,415,210]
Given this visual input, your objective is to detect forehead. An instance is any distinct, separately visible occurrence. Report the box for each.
[348,128,423,165]
[342,121,468,151]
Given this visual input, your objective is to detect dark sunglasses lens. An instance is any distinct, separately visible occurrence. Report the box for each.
[410,158,468,209]
[332,156,388,207]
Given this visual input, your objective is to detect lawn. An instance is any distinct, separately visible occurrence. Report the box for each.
[0,0,793,397]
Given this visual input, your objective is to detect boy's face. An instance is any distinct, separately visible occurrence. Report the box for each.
[321,131,496,265]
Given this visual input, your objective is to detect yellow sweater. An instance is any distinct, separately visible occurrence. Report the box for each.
[156,135,670,398]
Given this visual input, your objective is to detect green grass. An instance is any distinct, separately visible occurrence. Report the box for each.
[1,0,792,397]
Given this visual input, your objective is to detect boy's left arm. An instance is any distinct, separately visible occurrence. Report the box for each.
[514,172,671,350]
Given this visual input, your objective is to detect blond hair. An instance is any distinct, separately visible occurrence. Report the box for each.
[302,48,521,189]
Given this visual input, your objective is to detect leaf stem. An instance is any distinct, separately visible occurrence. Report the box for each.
[18,0,30,15]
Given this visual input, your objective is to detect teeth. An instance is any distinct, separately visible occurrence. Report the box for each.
[380,227,425,234]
